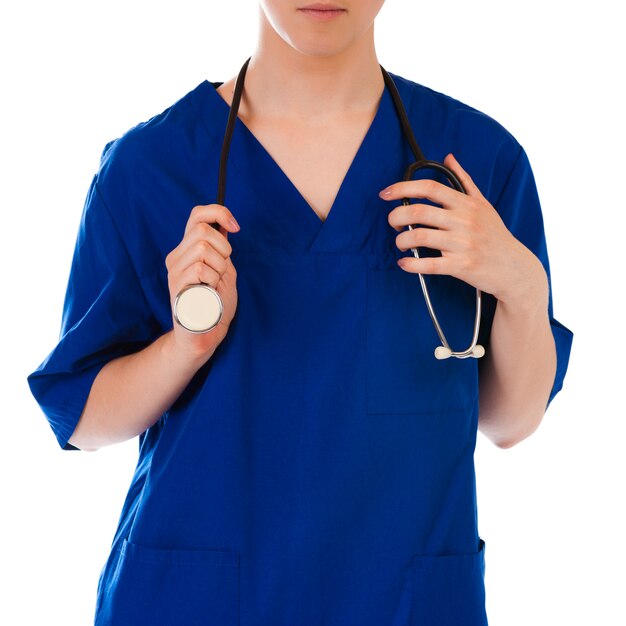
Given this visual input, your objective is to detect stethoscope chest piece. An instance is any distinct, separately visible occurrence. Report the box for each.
[173,284,223,333]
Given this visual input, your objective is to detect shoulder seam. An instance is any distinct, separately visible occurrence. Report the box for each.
[93,178,154,313]
[492,143,524,210]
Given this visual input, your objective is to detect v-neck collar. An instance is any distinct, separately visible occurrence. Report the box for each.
[193,72,408,254]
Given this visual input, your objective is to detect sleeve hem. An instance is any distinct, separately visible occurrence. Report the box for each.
[546,317,574,410]
[27,359,109,452]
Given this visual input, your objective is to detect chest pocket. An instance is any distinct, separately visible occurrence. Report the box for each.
[366,266,478,415]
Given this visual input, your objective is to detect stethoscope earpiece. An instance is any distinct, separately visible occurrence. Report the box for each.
[435,344,485,360]
[434,346,452,360]
[472,344,486,358]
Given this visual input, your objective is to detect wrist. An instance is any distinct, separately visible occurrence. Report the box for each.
[498,250,549,314]
[159,326,227,374]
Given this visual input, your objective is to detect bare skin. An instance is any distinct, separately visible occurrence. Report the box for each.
[215,73,382,222]
[68,0,556,451]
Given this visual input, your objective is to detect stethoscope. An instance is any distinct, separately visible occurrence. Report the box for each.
[174,56,485,360]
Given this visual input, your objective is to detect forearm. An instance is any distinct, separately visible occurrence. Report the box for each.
[477,259,557,448]
[68,327,227,451]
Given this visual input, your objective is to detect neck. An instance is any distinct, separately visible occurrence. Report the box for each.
[229,6,384,124]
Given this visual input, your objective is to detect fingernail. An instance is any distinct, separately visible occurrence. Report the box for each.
[379,188,392,199]
[229,217,240,230]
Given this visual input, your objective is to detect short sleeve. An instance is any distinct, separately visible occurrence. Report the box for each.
[478,144,574,410]
[26,153,161,450]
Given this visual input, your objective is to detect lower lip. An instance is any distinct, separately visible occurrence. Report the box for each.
[298,8,346,21]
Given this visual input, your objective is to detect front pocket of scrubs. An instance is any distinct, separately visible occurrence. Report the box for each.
[366,267,478,415]
[95,538,240,626]
[412,538,488,626]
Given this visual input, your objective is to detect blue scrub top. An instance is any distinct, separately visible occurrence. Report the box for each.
[27,71,574,626]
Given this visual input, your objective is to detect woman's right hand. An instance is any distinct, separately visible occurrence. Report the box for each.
[165,204,240,365]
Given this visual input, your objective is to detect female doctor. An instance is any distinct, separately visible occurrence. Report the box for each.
[27,1,574,624]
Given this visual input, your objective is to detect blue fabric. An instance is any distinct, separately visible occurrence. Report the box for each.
[26,72,573,625]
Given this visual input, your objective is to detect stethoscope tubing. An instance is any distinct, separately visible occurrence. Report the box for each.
[174,56,484,360]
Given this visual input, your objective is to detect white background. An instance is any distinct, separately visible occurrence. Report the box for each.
[2,1,623,624]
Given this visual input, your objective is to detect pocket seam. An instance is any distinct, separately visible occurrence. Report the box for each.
[366,405,473,416]
[119,537,240,567]
[411,537,486,567]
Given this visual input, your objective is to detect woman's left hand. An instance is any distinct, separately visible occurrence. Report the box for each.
[379,153,547,308]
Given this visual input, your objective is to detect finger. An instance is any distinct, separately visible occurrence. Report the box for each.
[387,202,454,232]
[397,254,449,275]
[184,204,240,237]
[396,226,452,253]
[182,221,233,260]
[220,255,237,289]
[443,153,483,199]
[173,239,229,281]
[175,260,222,294]
[379,178,461,207]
